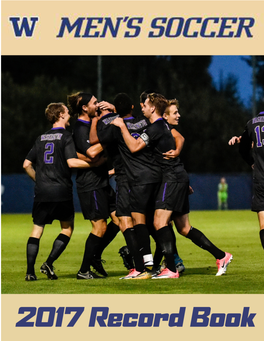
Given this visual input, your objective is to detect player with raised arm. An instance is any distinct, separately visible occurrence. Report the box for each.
[112,93,233,278]
[23,102,94,281]
[229,111,264,252]
[89,93,150,279]
[68,92,119,279]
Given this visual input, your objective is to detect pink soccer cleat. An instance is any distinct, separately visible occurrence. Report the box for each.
[216,252,233,276]
[152,267,179,279]
[119,268,141,279]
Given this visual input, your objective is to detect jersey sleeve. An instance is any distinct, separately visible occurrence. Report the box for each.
[239,125,254,166]
[97,124,118,145]
[144,123,163,146]
[25,141,37,163]
[73,124,91,155]
[64,133,78,160]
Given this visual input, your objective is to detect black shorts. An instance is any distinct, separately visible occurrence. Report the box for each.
[155,181,190,215]
[115,181,131,217]
[78,186,115,221]
[129,183,160,214]
[251,182,264,212]
[32,200,75,225]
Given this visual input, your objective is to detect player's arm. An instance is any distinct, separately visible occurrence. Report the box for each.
[77,152,94,162]
[98,101,116,113]
[228,136,242,145]
[239,130,254,167]
[76,152,107,167]
[86,143,104,159]
[89,116,100,145]
[74,124,103,159]
[111,117,146,153]
[67,158,97,169]
[189,186,194,195]
[109,168,115,176]
[23,159,36,182]
[163,128,185,159]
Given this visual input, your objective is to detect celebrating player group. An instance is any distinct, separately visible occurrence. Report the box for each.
[25,89,264,281]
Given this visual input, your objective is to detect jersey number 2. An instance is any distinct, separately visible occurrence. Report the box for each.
[44,143,54,164]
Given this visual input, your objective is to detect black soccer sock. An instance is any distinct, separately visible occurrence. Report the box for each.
[153,243,163,268]
[155,226,176,272]
[46,234,70,267]
[259,229,264,249]
[147,222,161,267]
[123,228,145,272]
[168,222,178,256]
[94,221,120,259]
[80,233,102,273]
[153,224,179,268]
[186,226,225,260]
[26,237,40,275]
[134,223,153,266]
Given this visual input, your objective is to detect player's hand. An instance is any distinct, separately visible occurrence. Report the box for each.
[189,186,194,195]
[228,136,241,145]
[108,168,115,177]
[111,117,125,128]
[98,101,115,112]
[163,149,178,159]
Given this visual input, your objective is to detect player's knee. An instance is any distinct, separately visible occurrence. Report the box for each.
[119,217,133,232]
[91,219,107,237]
[178,225,190,237]
[110,211,119,226]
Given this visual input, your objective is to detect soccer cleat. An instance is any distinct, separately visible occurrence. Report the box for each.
[215,252,233,276]
[77,270,103,279]
[40,262,58,280]
[174,255,185,274]
[161,256,186,274]
[131,270,153,280]
[91,258,108,277]
[118,246,134,270]
[119,268,141,279]
[176,263,185,273]
[25,274,37,281]
[151,266,161,276]
[152,267,179,279]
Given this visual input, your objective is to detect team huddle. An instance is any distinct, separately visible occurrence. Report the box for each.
[24,90,236,281]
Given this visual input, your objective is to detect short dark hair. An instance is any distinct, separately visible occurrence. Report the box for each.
[45,103,65,124]
[139,89,158,104]
[114,93,133,117]
[147,93,169,116]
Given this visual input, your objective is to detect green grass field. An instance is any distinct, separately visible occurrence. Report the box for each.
[1,210,263,294]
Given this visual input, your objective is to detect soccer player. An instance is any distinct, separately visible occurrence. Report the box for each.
[114,94,186,277]
[68,92,119,279]
[112,93,233,278]
[89,94,149,279]
[161,98,190,272]
[23,102,94,281]
[217,177,228,210]
[138,91,186,274]
[228,111,264,252]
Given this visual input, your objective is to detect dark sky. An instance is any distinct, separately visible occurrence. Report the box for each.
[209,55,252,107]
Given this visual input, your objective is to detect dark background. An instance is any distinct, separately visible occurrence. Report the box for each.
[2,56,264,211]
